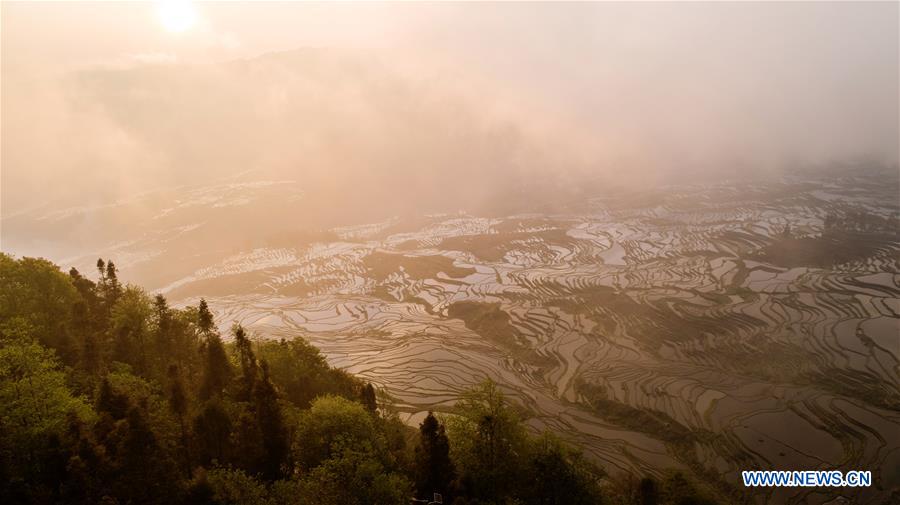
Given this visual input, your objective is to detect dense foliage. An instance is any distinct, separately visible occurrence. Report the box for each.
[0,254,714,504]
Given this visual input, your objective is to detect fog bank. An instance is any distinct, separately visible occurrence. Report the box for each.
[3,2,898,221]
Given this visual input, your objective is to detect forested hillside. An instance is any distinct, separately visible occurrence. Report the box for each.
[0,254,713,505]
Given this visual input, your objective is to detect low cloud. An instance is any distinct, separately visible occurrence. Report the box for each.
[2,2,897,222]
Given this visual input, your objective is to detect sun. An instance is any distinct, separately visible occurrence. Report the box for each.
[157,0,197,33]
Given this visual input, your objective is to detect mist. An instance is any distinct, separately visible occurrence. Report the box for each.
[3,1,898,228]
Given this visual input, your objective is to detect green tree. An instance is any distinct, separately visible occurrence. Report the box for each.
[204,467,273,505]
[254,361,288,480]
[659,472,714,505]
[0,316,37,345]
[294,395,380,471]
[73,300,101,375]
[414,411,455,500]
[102,260,122,307]
[69,267,103,375]
[0,341,95,497]
[231,405,266,475]
[523,433,602,505]
[197,298,215,336]
[255,337,359,408]
[193,398,232,466]
[233,324,258,400]
[167,364,191,474]
[0,254,80,362]
[199,321,231,401]
[109,286,153,374]
[152,295,174,373]
[0,341,95,440]
[360,382,378,414]
[57,412,117,504]
[110,405,179,504]
[96,376,131,420]
[297,446,412,505]
[446,379,527,501]
[639,477,659,505]
[68,267,99,314]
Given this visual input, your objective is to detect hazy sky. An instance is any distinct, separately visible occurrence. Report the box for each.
[2,1,898,217]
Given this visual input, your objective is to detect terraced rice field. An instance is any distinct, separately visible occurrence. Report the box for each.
[160,174,898,503]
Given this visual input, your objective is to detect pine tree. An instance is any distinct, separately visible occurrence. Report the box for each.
[105,261,121,299]
[121,406,157,466]
[200,334,231,400]
[233,324,257,400]
[526,433,602,505]
[59,412,112,503]
[70,267,104,374]
[197,299,214,336]
[98,259,122,311]
[167,365,188,419]
[198,304,231,401]
[361,382,378,414]
[153,295,173,374]
[167,364,191,474]
[193,399,232,466]
[82,331,101,376]
[253,361,288,480]
[96,377,130,420]
[415,411,455,500]
[96,259,106,283]
[109,286,152,375]
[446,379,527,501]
[154,295,172,339]
[114,405,178,504]
[72,299,100,375]
[639,477,659,505]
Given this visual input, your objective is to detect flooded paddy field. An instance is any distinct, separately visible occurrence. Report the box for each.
[127,174,898,503]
